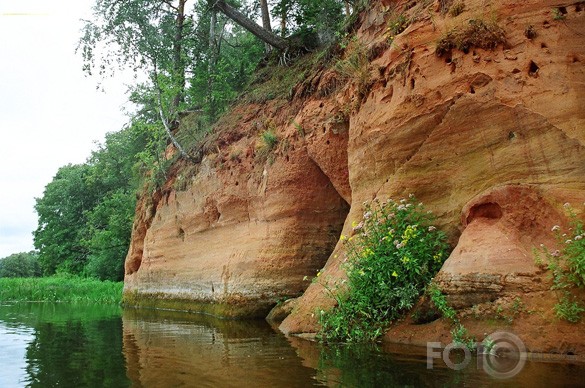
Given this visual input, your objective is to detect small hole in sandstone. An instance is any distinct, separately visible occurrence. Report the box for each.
[469,85,475,94]
[445,53,452,64]
[508,131,516,140]
[322,127,326,133]
[319,102,324,108]
[326,140,330,145]
[410,78,415,90]
[235,181,239,186]
[558,6,567,14]
[466,202,503,225]
[528,60,539,77]
[382,78,388,88]
[576,4,582,12]
[571,55,580,63]
[512,68,521,74]
[541,42,548,49]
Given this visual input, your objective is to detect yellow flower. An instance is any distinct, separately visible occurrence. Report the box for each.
[401,256,410,264]
[340,235,347,241]
[392,271,398,278]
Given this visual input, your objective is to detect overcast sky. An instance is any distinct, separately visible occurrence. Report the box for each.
[0,0,132,258]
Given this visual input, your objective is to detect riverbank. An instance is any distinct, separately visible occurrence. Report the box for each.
[0,276,123,304]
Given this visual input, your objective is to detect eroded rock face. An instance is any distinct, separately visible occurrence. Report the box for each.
[123,138,349,317]
[280,0,585,344]
[435,185,561,308]
[124,0,585,349]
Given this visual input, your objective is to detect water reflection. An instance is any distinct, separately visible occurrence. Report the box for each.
[0,303,129,388]
[1,303,584,387]
[122,308,321,387]
[289,338,585,388]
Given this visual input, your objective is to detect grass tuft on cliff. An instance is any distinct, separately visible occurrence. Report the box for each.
[436,18,507,56]
[0,275,123,304]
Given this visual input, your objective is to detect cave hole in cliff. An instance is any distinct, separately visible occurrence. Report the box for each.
[444,52,453,64]
[410,78,415,90]
[466,202,503,225]
[528,61,540,77]
[576,3,582,12]
[558,6,567,15]
[469,85,475,94]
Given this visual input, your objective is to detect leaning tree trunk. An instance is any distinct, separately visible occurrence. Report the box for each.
[213,0,288,51]
[207,9,218,121]
[345,1,351,15]
[171,0,187,111]
[259,0,273,54]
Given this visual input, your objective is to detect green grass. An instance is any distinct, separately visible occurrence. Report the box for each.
[0,275,123,304]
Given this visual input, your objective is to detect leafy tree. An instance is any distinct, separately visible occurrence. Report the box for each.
[34,164,97,275]
[0,251,42,278]
[83,189,135,281]
[33,124,153,280]
[271,0,345,44]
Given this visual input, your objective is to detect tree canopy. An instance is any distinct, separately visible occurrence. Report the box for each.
[0,252,42,278]
[33,124,156,280]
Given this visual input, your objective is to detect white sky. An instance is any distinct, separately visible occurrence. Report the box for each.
[0,0,132,258]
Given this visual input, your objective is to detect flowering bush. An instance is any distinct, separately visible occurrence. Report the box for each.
[536,203,585,322]
[318,196,450,342]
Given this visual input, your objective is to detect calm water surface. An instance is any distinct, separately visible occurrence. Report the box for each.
[0,303,584,387]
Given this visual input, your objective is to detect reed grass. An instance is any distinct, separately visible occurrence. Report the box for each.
[0,275,123,304]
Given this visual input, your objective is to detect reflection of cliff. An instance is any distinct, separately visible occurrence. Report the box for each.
[287,337,585,387]
[121,309,317,387]
[124,0,585,351]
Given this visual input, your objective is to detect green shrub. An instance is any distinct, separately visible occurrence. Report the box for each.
[535,203,585,322]
[318,196,450,342]
[261,129,279,151]
[428,283,475,349]
[555,293,585,323]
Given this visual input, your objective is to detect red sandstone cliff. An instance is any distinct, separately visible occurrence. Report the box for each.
[124,0,585,352]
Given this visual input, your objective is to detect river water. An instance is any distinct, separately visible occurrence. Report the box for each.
[0,303,583,387]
